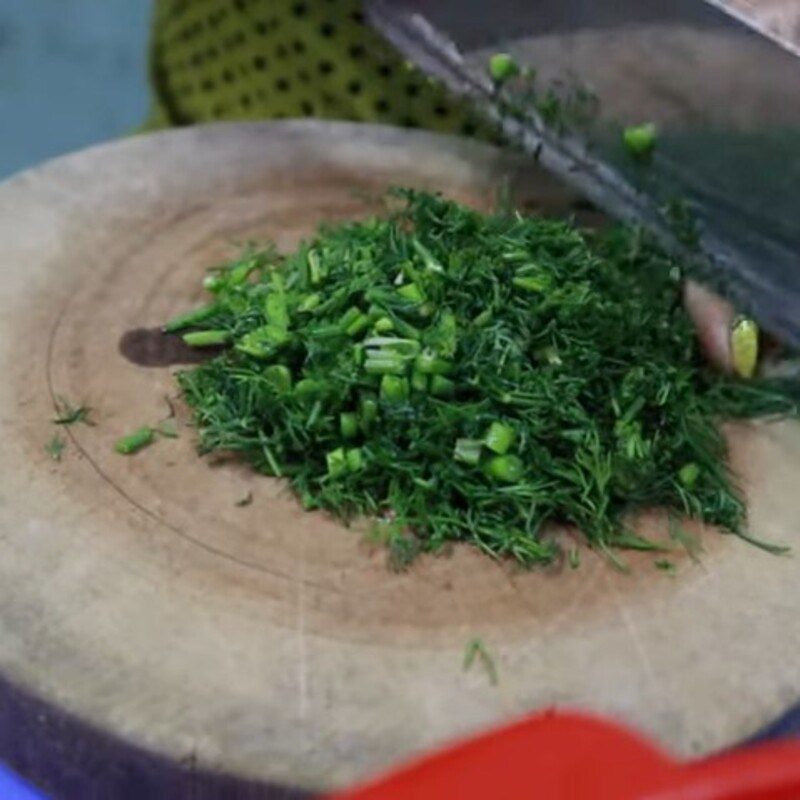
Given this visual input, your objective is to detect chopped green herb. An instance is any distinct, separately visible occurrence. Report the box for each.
[163,303,220,333]
[53,397,93,426]
[115,427,155,455]
[623,123,657,159]
[45,434,66,462]
[170,191,797,568]
[568,547,581,569]
[655,558,677,574]
[183,330,231,348]
[489,53,520,83]
[463,637,499,686]
[668,515,703,562]
[484,421,516,455]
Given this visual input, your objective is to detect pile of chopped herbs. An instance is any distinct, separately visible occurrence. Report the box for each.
[169,190,796,568]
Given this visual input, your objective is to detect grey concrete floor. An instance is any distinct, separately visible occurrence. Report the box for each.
[0,0,151,179]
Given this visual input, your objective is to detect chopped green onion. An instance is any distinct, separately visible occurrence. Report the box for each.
[265,274,290,330]
[678,462,700,488]
[298,293,321,313]
[454,438,483,466]
[163,304,219,333]
[374,316,394,333]
[484,421,516,455]
[411,369,429,393]
[380,375,409,403]
[488,52,519,82]
[340,412,359,439]
[346,447,364,473]
[264,364,292,393]
[623,123,657,159]
[430,375,455,397]
[307,249,322,285]
[411,238,444,273]
[364,353,407,375]
[359,395,379,430]
[115,427,155,455]
[235,324,288,358]
[484,454,524,483]
[326,447,347,478]
[512,275,548,292]
[415,350,453,375]
[182,329,231,347]
[397,283,424,304]
[340,306,370,337]
[295,378,326,399]
[364,337,421,356]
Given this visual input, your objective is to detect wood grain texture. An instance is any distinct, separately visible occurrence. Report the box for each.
[0,122,798,795]
[715,0,800,49]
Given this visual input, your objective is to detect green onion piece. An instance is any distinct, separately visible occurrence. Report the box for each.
[374,316,394,333]
[264,364,292,393]
[359,395,379,430]
[203,274,224,293]
[512,275,548,292]
[489,52,519,82]
[472,308,493,327]
[430,375,455,398]
[266,274,290,330]
[306,400,322,429]
[623,123,657,159]
[363,337,421,357]
[298,293,321,313]
[308,249,322,285]
[415,350,453,375]
[339,306,369,336]
[411,238,445,273]
[326,447,347,478]
[538,346,562,366]
[346,447,364,473]
[568,548,581,569]
[115,427,155,455]
[182,329,231,347]
[380,375,409,403]
[235,324,289,358]
[678,462,700,488]
[364,353,407,375]
[340,412,359,439]
[397,283,424,304]
[163,303,219,333]
[345,312,370,337]
[454,438,483,465]
[411,369,429,393]
[295,378,326,399]
[484,454,524,483]
[485,421,516,455]
[228,258,258,286]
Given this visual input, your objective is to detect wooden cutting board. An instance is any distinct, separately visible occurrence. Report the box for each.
[0,121,798,797]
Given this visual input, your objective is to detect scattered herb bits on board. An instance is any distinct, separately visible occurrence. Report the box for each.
[168,190,797,568]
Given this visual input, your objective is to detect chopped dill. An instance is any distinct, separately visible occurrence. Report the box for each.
[171,190,797,568]
[53,397,93,427]
[45,434,66,462]
[655,559,677,574]
[463,637,499,686]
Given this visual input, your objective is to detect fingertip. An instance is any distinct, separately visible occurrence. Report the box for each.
[683,280,735,373]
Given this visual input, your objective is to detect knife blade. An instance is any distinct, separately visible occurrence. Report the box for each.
[366,0,800,347]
